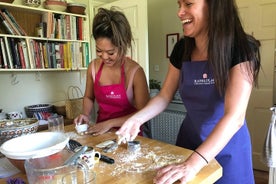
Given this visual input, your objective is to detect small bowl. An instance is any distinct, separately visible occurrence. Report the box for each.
[23,0,41,7]
[75,124,88,134]
[0,132,69,173]
[0,118,39,145]
[44,0,67,12]
[67,3,86,15]
[25,104,54,118]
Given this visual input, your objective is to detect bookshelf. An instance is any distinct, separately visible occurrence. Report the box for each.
[0,2,91,72]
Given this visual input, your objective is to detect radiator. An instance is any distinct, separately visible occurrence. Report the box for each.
[269,168,276,184]
[147,110,186,145]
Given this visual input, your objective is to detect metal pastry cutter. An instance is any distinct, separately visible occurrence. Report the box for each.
[127,141,141,152]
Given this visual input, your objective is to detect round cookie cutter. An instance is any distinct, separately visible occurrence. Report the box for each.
[127,141,141,152]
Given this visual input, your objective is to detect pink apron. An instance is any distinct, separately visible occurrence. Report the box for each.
[94,62,137,127]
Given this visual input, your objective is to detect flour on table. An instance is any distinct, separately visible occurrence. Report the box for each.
[65,131,82,139]
[97,144,186,176]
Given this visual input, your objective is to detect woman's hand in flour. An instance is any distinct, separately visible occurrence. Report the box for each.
[116,117,143,144]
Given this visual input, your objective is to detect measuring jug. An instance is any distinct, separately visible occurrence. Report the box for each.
[24,150,91,184]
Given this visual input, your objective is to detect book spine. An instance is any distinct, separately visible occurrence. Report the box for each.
[33,41,41,68]
[55,43,61,68]
[17,41,26,69]
[42,22,47,38]
[46,43,52,68]
[1,9,21,35]
[2,9,27,36]
[0,11,15,34]
[76,16,80,40]
[0,44,3,68]
[41,12,53,38]
[83,42,89,67]
[9,37,21,68]
[75,42,81,69]
[0,37,8,68]
[59,43,64,68]
[27,39,35,69]
[41,12,48,38]
[54,14,61,39]
[38,42,45,69]
[71,42,76,69]
[65,15,71,39]
[71,16,77,40]
[3,36,13,69]
[63,43,68,69]
[20,40,30,69]
[79,17,83,40]
[67,42,72,69]
[42,42,49,68]
[50,14,55,38]
[60,15,65,39]
[50,42,56,68]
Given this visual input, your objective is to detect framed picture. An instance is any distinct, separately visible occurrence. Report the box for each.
[166,33,179,58]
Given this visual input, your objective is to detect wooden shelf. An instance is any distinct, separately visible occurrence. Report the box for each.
[0,2,87,18]
[0,2,91,71]
[0,68,87,72]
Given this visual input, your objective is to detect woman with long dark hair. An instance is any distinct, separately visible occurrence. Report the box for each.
[117,0,261,183]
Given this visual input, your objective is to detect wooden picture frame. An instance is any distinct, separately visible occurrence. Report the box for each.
[166,33,179,58]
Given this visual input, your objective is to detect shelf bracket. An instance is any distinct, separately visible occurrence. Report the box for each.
[80,70,86,84]
[35,72,41,81]
[10,73,19,85]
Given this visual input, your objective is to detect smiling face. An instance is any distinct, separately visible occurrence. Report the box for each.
[96,37,120,67]
[177,0,209,39]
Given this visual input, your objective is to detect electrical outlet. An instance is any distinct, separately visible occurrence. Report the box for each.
[154,65,159,71]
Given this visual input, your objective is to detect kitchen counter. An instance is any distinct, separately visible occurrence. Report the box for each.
[0,125,222,183]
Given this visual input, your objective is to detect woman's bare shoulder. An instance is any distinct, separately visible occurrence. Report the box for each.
[88,58,102,70]
[124,58,141,70]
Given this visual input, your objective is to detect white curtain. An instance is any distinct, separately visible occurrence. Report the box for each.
[263,107,276,184]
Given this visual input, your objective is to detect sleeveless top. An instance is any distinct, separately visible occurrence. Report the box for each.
[91,60,139,124]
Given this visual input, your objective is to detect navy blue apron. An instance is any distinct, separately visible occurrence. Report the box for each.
[176,61,254,183]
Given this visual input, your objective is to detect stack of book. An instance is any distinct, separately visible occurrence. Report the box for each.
[41,12,83,40]
[0,8,88,70]
[26,40,87,70]
[0,37,29,69]
[0,8,27,36]
[0,38,89,69]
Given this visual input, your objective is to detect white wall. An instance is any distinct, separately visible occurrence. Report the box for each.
[0,71,86,116]
[148,0,182,84]
[0,0,90,116]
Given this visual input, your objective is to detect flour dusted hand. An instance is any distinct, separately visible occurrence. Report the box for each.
[116,117,142,144]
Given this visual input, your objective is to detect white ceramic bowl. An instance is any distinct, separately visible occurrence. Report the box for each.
[0,132,69,159]
[75,124,88,134]
[44,0,67,12]
[67,3,86,15]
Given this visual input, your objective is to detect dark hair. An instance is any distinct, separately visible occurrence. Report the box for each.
[92,7,133,59]
[182,0,261,94]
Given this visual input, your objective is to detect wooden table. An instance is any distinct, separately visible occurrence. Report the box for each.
[0,125,222,184]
